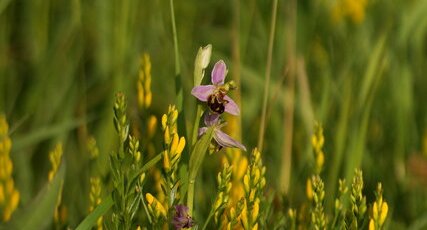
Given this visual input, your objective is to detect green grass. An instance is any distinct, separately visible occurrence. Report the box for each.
[1,0,427,229]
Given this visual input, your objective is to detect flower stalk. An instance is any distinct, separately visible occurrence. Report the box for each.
[110,93,145,229]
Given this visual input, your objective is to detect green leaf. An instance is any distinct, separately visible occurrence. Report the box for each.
[75,195,114,230]
[188,126,214,181]
[12,117,89,152]
[2,162,66,230]
[179,164,189,203]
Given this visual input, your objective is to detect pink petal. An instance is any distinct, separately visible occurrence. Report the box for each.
[211,60,227,85]
[191,85,215,101]
[224,95,240,116]
[213,129,247,151]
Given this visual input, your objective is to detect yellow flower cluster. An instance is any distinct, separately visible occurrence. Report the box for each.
[241,148,266,230]
[49,143,65,226]
[331,0,369,24]
[350,169,367,227]
[145,193,166,221]
[311,123,325,174]
[214,163,232,223]
[0,115,19,222]
[222,197,245,230]
[224,115,248,205]
[161,105,185,176]
[89,177,103,230]
[369,183,388,230]
[137,53,152,109]
[146,115,157,141]
[48,143,63,182]
[334,179,348,215]
[310,175,326,229]
[87,136,100,159]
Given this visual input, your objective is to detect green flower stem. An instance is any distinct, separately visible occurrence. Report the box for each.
[187,127,214,215]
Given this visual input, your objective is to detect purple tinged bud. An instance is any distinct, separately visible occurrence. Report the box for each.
[172,205,195,230]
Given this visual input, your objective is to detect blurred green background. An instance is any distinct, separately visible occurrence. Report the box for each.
[1,0,427,228]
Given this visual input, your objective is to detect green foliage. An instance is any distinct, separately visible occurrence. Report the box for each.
[2,162,65,230]
[0,0,426,229]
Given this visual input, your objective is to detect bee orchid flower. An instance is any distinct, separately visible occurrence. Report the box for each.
[199,113,246,151]
[191,60,240,115]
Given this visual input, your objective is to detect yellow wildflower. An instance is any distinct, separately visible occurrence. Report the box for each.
[0,115,19,222]
[137,53,153,109]
[48,143,63,182]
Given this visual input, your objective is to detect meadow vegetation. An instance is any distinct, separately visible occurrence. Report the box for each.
[0,0,427,229]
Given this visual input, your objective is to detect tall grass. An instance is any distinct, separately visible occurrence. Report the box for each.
[0,0,427,229]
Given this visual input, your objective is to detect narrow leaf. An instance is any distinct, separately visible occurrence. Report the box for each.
[75,195,114,230]
[2,162,66,230]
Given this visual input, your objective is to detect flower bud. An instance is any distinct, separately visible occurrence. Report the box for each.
[379,202,388,225]
[194,44,212,85]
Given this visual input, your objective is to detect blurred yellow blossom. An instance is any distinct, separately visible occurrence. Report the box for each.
[48,143,63,182]
[369,183,388,229]
[137,53,152,109]
[332,0,369,24]
[0,115,20,222]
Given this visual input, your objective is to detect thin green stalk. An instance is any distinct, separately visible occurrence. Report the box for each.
[202,209,215,230]
[258,0,278,151]
[170,0,183,111]
[279,0,297,194]
[140,191,153,224]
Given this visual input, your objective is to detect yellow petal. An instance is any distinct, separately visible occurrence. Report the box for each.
[137,82,144,108]
[379,202,388,226]
[306,178,313,200]
[146,193,154,205]
[144,92,152,108]
[369,218,375,230]
[164,126,171,144]
[373,202,378,220]
[161,114,167,130]
[147,116,157,139]
[176,137,186,155]
[252,199,259,221]
[243,175,250,193]
[170,133,179,156]
[163,151,171,171]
